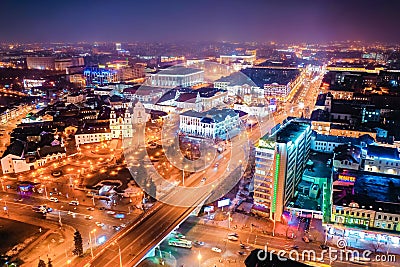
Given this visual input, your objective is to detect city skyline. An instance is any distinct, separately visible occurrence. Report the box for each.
[1,0,400,43]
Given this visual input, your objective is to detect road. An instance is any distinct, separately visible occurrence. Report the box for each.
[76,69,325,266]
[157,219,398,267]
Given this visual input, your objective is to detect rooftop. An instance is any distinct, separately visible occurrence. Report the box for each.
[259,121,310,145]
[333,171,400,214]
[152,67,203,76]
[367,145,400,160]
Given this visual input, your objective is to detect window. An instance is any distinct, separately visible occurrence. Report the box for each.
[377,215,381,219]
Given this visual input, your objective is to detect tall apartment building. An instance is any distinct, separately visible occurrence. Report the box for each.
[253,120,311,222]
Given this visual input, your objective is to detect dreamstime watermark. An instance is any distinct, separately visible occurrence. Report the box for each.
[256,238,396,263]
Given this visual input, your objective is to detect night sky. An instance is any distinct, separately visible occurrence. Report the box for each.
[1,0,400,43]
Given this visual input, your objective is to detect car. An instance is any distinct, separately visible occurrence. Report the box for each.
[112,225,121,231]
[238,251,247,256]
[240,243,250,249]
[49,197,59,203]
[214,163,219,168]
[194,240,205,246]
[292,245,299,250]
[84,215,93,220]
[211,247,222,253]
[69,200,79,206]
[228,235,239,241]
[99,207,106,210]
[95,222,104,227]
[175,233,186,239]
[106,211,116,215]
[302,236,310,243]
[200,177,206,183]
[228,232,239,237]
[120,223,127,228]
[86,207,95,211]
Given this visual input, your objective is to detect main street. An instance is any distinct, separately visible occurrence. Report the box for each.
[75,68,325,266]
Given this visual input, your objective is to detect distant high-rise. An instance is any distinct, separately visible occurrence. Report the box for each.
[253,120,311,222]
[116,43,122,51]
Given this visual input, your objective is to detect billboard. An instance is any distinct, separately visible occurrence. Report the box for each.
[217,198,230,208]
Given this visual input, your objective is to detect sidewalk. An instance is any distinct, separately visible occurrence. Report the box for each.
[196,212,291,238]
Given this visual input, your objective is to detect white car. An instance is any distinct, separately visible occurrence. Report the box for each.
[200,177,206,183]
[211,247,222,253]
[69,200,79,206]
[95,222,104,227]
[228,235,238,241]
[49,197,59,203]
[84,215,93,220]
[106,211,116,215]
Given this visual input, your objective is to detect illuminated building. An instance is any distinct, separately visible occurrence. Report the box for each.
[1,135,65,174]
[75,123,112,145]
[253,120,311,221]
[331,172,400,233]
[55,57,84,71]
[241,67,303,101]
[84,66,119,86]
[26,56,55,70]
[364,145,400,175]
[156,87,228,112]
[110,101,149,139]
[147,67,204,88]
[116,43,122,51]
[219,54,256,67]
[179,108,240,140]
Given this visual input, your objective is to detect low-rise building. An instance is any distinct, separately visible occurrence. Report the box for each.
[364,145,400,175]
[179,108,240,140]
[75,123,112,145]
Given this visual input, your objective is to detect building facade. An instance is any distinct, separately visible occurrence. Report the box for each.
[147,67,204,88]
[179,108,240,140]
[253,121,311,221]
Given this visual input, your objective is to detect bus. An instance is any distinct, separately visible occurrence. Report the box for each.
[168,238,192,249]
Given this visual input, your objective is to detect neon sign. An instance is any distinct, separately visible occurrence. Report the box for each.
[338,174,356,183]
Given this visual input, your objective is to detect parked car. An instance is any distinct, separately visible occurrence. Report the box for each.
[69,200,79,206]
[302,236,310,243]
[95,222,104,227]
[228,235,239,241]
[86,207,95,211]
[228,233,239,237]
[194,240,205,246]
[211,247,222,253]
[106,211,116,215]
[49,197,59,203]
[84,215,93,220]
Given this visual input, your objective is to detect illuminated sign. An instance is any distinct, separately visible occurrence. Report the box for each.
[271,154,280,213]
[338,174,356,183]
[217,198,230,208]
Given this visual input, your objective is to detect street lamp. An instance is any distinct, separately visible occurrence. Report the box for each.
[112,241,123,267]
[197,251,202,267]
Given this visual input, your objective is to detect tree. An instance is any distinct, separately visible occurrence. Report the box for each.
[73,230,84,256]
[47,258,53,267]
[38,259,46,267]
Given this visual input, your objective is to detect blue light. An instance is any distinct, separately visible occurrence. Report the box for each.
[98,236,107,244]
[114,213,125,219]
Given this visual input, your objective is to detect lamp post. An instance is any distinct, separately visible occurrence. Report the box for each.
[91,229,97,245]
[88,232,93,259]
[197,251,202,267]
[112,241,123,267]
